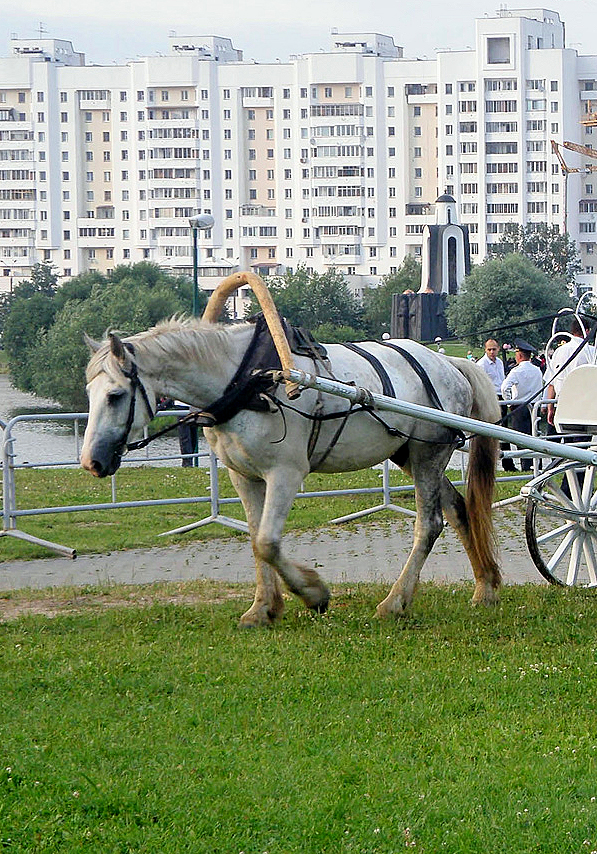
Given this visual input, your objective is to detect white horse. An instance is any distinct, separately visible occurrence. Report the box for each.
[81,318,501,625]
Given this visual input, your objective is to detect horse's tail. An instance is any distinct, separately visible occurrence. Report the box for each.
[446,357,501,589]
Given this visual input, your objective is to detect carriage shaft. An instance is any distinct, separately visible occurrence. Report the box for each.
[276,369,597,468]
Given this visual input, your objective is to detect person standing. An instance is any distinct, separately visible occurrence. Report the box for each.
[175,400,199,467]
[477,338,505,396]
[477,338,512,469]
[500,339,544,471]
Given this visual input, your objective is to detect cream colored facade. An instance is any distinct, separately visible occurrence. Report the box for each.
[1,11,597,297]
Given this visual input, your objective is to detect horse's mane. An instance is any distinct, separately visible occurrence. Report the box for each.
[86,317,253,382]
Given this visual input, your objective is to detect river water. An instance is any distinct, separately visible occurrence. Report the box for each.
[0,373,194,467]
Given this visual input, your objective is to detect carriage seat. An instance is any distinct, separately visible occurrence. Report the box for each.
[554,364,597,433]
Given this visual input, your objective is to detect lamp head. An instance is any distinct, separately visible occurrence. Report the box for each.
[189,213,215,230]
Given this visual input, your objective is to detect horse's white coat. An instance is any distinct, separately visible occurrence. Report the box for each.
[81,319,502,623]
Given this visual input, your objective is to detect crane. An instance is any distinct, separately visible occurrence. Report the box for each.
[581,99,597,127]
[562,140,597,160]
[551,140,597,233]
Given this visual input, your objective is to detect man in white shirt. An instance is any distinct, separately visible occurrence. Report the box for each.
[501,338,543,471]
[477,338,505,397]
[545,318,595,431]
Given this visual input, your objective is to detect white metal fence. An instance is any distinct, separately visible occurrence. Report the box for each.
[4,395,574,560]
[1,408,465,558]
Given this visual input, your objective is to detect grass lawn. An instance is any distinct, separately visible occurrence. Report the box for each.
[0,582,596,852]
[0,466,522,561]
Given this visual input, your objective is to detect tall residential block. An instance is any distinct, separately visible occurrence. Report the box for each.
[1,8,597,298]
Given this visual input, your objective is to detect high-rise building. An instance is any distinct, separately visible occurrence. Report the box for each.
[1,8,596,297]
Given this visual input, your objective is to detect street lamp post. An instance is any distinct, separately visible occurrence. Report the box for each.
[188,213,215,316]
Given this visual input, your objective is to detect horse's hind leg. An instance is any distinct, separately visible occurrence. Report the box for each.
[228,470,285,627]
[440,476,500,605]
[376,448,446,618]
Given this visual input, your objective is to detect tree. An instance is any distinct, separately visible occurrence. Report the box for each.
[5,262,203,409]
[447,253,573,347]
[490,222,581,284]
[361,256,421,337]
[247,265,366,339]
[3,264,60,390]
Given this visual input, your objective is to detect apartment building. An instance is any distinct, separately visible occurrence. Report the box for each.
[1,8,597,297]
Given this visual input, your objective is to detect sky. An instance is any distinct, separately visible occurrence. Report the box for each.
[1,0,597,67]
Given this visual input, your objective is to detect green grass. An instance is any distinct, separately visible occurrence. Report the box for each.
[1,582,596,852]
[1,466,522,561]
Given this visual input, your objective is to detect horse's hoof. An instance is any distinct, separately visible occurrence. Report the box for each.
[472,584,500,607]
[304,584,331,614]
[375,595,407,619]
[310,589,330,614]
[239,608,277,628]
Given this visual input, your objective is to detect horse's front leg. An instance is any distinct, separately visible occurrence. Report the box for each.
[254,467,330,615]
[227,470,285,627]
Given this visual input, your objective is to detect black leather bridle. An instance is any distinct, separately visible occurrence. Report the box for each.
[112,343,155,458]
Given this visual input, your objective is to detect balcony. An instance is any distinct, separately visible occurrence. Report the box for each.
[240,204,276,217]
[406,203,433,216]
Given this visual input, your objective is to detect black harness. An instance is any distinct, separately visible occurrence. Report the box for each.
[117,326,463,461]
[340,341,464,445]
[122,316,328,453]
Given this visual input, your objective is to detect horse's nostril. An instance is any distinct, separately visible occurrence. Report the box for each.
[91,459,106,477]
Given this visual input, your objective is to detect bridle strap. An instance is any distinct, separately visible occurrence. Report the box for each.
[114,342,155,456]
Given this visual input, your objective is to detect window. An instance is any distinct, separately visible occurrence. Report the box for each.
[487,36,511,64]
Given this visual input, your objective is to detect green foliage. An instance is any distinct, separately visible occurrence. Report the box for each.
[311,322,365,343]
[447,253,573,347]
[247,265,365,337]
[3,263,202,409]
[361,255,421,337]
[3,264,60,390]
[490,222,581,283]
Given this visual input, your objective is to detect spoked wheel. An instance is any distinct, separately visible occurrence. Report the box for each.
[525,461,597,587]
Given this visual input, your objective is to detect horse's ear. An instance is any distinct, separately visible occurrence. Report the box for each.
[109,332,126,363]
[83,332,102,353]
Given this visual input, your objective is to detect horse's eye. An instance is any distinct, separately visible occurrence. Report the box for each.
[107,390,126,406]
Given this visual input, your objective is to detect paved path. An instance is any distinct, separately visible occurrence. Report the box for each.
[0,508,543,592]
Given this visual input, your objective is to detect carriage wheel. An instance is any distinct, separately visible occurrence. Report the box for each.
[525,461,597,587]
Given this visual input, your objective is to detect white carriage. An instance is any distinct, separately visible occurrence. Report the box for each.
[523,300,597,588]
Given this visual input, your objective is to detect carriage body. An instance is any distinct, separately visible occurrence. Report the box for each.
[523,329,597,588]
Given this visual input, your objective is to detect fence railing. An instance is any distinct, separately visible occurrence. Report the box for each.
[1,401,550,560]
[1,408,459,558]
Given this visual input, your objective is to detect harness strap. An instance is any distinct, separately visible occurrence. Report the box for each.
[379,341,446,412]
[341,342,396,398]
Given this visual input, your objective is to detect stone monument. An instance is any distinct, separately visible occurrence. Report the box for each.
[391,193,471,341]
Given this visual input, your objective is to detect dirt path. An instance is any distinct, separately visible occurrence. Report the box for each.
[0,504,541,593]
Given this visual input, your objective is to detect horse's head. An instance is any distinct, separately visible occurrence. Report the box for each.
[81,332,157,478]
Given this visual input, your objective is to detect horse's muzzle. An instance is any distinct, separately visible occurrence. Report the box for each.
[81,445,122,478]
